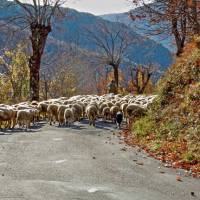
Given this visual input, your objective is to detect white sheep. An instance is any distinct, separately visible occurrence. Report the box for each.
[110,105,120,122]
[57,105,68,126]
[64,108,74,126]
[0,106,17,129]
[38,102,49,119]
[16,109,34,129]
[120,103,128,122]
[86,105,98,126]
[47,104,59,125]
[126,104,146,124]
[72,103,83,122]
[102,107,111,121]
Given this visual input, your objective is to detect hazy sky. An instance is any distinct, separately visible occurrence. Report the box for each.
[16,0,133,15]
[65,0,133,15]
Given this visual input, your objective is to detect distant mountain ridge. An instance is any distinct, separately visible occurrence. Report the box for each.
[0,0,173,72]
[100,6,175,52]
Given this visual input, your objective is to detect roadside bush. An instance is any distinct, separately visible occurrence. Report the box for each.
[132,116,156,138]
[130,39,200,170]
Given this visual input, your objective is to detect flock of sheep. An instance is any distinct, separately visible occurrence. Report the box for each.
[0,94,157,130]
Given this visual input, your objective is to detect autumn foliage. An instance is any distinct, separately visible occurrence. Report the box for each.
[122,38,200,177]
[0,43,30,103]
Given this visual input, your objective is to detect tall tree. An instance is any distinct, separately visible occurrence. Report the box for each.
[1,0,65,101]
[131,0,200,56]
[87,23,131,91]
[0,43,29,102]
[129,64,156,94]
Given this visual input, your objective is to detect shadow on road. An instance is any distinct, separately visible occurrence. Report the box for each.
[0,119,125,136]
[81,119,117,131]
[0,121,46,135]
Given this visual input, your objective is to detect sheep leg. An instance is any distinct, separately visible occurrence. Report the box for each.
[92,120,95,127]
[12,119,16,129]
[65,120,69,127]
[49,115,52,126]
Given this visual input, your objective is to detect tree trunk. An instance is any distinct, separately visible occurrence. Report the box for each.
[172,18,185,56]
[29,55,41,101]
[44,80,48,100]
[29,23,51,101]
[190,0,200,34]
[139,73,151,94]
[113,65,119,89]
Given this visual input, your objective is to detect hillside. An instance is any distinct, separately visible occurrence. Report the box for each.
[0,0,173,71]
[123,38,200,177]
[100,6,175,52]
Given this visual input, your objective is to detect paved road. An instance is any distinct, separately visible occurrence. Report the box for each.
[0,120,199,200]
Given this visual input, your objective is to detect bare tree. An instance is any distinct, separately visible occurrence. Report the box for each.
[40,71,51,100]
[87,23,131,91]
[1,0,66,101]
[131,0,200,56]
[129,64,157,94]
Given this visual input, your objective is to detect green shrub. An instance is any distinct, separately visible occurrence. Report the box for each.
[150,142,161,152]
[132,116,156,138]
[182,152,194,163]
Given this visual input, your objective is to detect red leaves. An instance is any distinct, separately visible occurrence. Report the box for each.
[187,0,193,7]
[120,129,200,178]
[128,13,146,21]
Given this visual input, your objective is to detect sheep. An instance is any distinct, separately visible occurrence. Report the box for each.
[102,107,111,121]
[0,107,17,129]
[99,103,108,116]
[16,105,32,110]
[126,104,146,124]
[120,103,128,122]
[0,104,8,108]
[31,101,38,106]
[59,97,68,101]
[115,102,121,108]
[72,103,83,122]
[76,102,86,117]
[89,102,99,114]
[63,100,71,105]
[110,105,120,122]
[0,93,158,130]
[47,104,59,125]
[57,105,68,126]
[38,102,49,119]
[64,108,74,126]
[106,102,114,108]
[86,105,98,126]
[16,109,34,129]
[27,108,40,125]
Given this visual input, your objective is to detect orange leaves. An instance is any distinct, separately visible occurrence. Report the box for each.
[96,67,126,95]
[186,0,200,8]
[128,12,146,21]
[187,0,193,7]
[120,127,200,178]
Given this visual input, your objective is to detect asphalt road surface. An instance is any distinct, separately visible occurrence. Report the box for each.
[0,120,199,200]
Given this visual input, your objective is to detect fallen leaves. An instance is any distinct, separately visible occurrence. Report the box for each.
[136,161,144,166]
[120,147,127,152]
[120,127,200,178]
[176,175,182,182]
